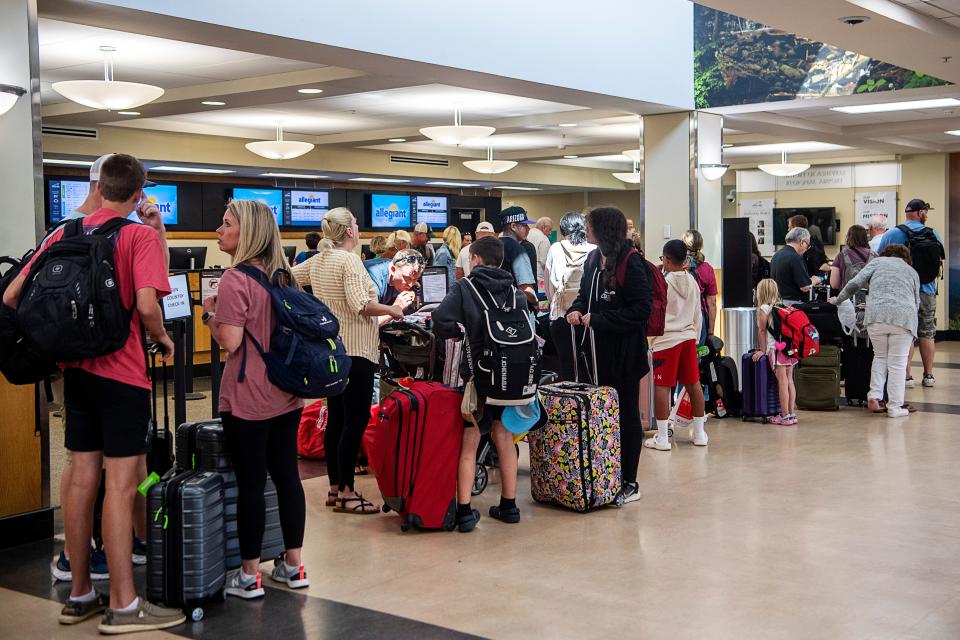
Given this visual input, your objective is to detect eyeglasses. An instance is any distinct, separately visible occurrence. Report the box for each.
[395,255,425,266]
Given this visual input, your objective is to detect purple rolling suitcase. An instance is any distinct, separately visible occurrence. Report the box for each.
[741,351,781,423]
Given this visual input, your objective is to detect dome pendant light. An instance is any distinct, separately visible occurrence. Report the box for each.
[463,147,517,174]
[245,124,315,160]
[613,160,643,184]
[758,151,810,177]
[52,46,164,111]
[421,107,496,146]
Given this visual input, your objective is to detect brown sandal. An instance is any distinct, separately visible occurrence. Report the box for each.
[325,490,338,507]
[332,493,379,515]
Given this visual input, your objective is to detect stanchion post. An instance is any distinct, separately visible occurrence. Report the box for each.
[210,334,222,418]
[173,318,187,430]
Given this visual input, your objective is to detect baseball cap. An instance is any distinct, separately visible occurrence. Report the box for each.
[500,398,542,435]
[499,206,533,225]
[90,153,156,187]
[475,221,494,233]
[413,222,433,237]
[905,199,932,213]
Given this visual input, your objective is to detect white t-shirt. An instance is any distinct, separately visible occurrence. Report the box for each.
[868,235,882,253]
[456,246,472,276]
[526,227,552,284]
[759,304,776,352]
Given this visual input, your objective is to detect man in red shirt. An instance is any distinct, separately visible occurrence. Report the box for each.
[3,154,184,633]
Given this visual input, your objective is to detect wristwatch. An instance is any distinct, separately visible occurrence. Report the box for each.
[202,311,215,324]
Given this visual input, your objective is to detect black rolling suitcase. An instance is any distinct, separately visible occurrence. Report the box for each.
[842,335,873,406]
[175,419,220,471]
[793,300,844,347]
[147,469,226,622]
[148,346,174,477]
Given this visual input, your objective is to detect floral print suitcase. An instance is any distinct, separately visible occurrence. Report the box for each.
[528,382,622,512]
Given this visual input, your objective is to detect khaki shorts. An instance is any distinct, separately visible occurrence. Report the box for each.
[918,292,937,340]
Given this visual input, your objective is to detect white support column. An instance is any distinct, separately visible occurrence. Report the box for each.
[642,112,692,258]
[695,111,724,266]
[0,0,43,257]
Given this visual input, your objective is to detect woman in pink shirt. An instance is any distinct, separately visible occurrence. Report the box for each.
[202,200,309,601]
[682,229,718,342]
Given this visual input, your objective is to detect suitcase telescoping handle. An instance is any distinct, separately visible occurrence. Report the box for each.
[570,324,598,385]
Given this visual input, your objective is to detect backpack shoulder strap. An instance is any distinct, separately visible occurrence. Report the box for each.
[462,276,491,311]
[232,264,272,385]
[896,224,914,240]
[612,248,640,288]
[63,218,84,238]
[92,216,134,237]
[235,263,272,291]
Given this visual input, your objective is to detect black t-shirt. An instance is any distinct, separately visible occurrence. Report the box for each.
[770,245,810,301]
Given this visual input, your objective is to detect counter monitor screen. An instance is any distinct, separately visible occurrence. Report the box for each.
[232,188,283,226]
[414,195,448,229]
[48,179,90,224]
[370,193,411,229]
[284,190,329,226]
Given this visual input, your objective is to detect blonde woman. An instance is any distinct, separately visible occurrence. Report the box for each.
[682,229,718,341]
[433,225,461,286]
[291,208,404,514]
[752,278,798,426]
[202,200,309,599]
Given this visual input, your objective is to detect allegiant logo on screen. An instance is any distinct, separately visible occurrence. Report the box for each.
[419,198,443,209]
[375,203,408,220]
[298,194,325,205]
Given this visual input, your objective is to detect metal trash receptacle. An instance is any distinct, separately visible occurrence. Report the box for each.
[723,307,758,383]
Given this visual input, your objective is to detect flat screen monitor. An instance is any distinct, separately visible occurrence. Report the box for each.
[284,190,329,226]
[414,195,448,229]
[420,266,449,304]
[169,246,207,270]
[142,184,178,226]
[773,207,837,245]
[48,179,90,224]
[232,188,283,226]
[370,193,411,229]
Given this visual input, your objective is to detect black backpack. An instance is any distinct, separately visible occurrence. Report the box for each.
[17,217,133,361]
[897,224,945,285]
[235,265,351,398]
[0,256,58,384]
[462,277,541,406]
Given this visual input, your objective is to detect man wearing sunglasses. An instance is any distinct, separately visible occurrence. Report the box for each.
[365,248,424,313]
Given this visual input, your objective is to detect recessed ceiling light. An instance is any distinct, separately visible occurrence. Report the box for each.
[831,98,960,114]
[298,88,324,94]
[43,158,94,166]
[201,100,226,106]
[946,130,960,136]
[117,110,140,116]
[497,185,541,191]
[563,155,579,159]
[261,172,329,179]
[150,165,234,174]
[348,177,410,183]
[558,123,577,128]
[426,181,482,187]
[388,138,407,143]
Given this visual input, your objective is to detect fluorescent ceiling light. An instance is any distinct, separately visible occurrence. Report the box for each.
[830,98,960,114]
[946,130,960,136]
[261,172,328,179]
[558,123,577,127]
[150,165,234,174]
[349,177,410,183]
[724,141,851,157]
[43,158,94,167]
[426,181,482,187]
[201,100,226,106]
[52,46,164,110]
[563,155,579,159]
[298,88,324,94]
[388,138,407,143]
[117,111,140,115]
[497,185,541,191]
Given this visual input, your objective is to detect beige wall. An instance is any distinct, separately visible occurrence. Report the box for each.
[737,153,949,330]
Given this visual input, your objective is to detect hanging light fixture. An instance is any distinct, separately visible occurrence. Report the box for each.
[758,151,810,177]
[699,163,729,181]
[421,107,495,145]
[613,161,643,184]
[52,46,164,111]
[463,147,517,174]
[622,149,642,163]
[0,84,26,116]
[245,124,315,160]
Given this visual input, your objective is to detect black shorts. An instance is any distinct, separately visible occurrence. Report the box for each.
[64,368,151,458]
[474,403,504,436]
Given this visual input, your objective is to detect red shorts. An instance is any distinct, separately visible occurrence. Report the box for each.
[653,340,699,387]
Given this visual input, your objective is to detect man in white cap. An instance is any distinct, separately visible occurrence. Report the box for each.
[456,221,495,279]
[412,222,435,266]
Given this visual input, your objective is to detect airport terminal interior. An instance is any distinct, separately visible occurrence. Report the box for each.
[2,0,960,638]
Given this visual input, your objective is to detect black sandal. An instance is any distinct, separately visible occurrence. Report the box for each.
[325,490,338,507]
[354,464,369,476]
[332,493,379,515]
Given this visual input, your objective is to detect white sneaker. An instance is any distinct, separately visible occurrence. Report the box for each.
[225,570,265,599]
[887,407,910,418]
[905,377,915,389]
[643,436,671,451]
[692,430,709,446]
[620,482,642,504]
[922,374,935,388]
[270,555,310,589]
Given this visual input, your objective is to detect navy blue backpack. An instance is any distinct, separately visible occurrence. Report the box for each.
[235,265,350,398]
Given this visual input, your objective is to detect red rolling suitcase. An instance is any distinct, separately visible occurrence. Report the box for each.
[370,381,463,531]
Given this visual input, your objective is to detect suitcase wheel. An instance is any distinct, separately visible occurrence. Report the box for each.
[400,522,411,532]
[381,504,391,513]
[191,607,204,622]
[472,464,488,496]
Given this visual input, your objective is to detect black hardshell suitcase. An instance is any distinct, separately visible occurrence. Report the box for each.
[147,470,226,622]
[193,422,285,568]
[842,335,873,406]
[175,420,221,471]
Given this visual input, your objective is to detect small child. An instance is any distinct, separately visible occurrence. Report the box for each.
[644,239,707,451]
[432,236,527,532]
[754,279,798,425]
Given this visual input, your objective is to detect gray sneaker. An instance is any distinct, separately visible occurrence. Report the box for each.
[97,599,186,635]
[59,591,108,625]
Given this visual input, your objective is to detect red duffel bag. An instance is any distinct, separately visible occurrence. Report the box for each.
[297,400,327,459]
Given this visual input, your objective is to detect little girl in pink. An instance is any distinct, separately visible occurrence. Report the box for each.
[753,279,798,425]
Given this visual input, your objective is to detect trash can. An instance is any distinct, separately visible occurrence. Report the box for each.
[723,307,758,383]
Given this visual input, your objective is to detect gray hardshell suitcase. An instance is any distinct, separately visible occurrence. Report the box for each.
[147,470,226,622]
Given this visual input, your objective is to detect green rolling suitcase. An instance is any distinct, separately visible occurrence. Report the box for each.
[795,345,841,411]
